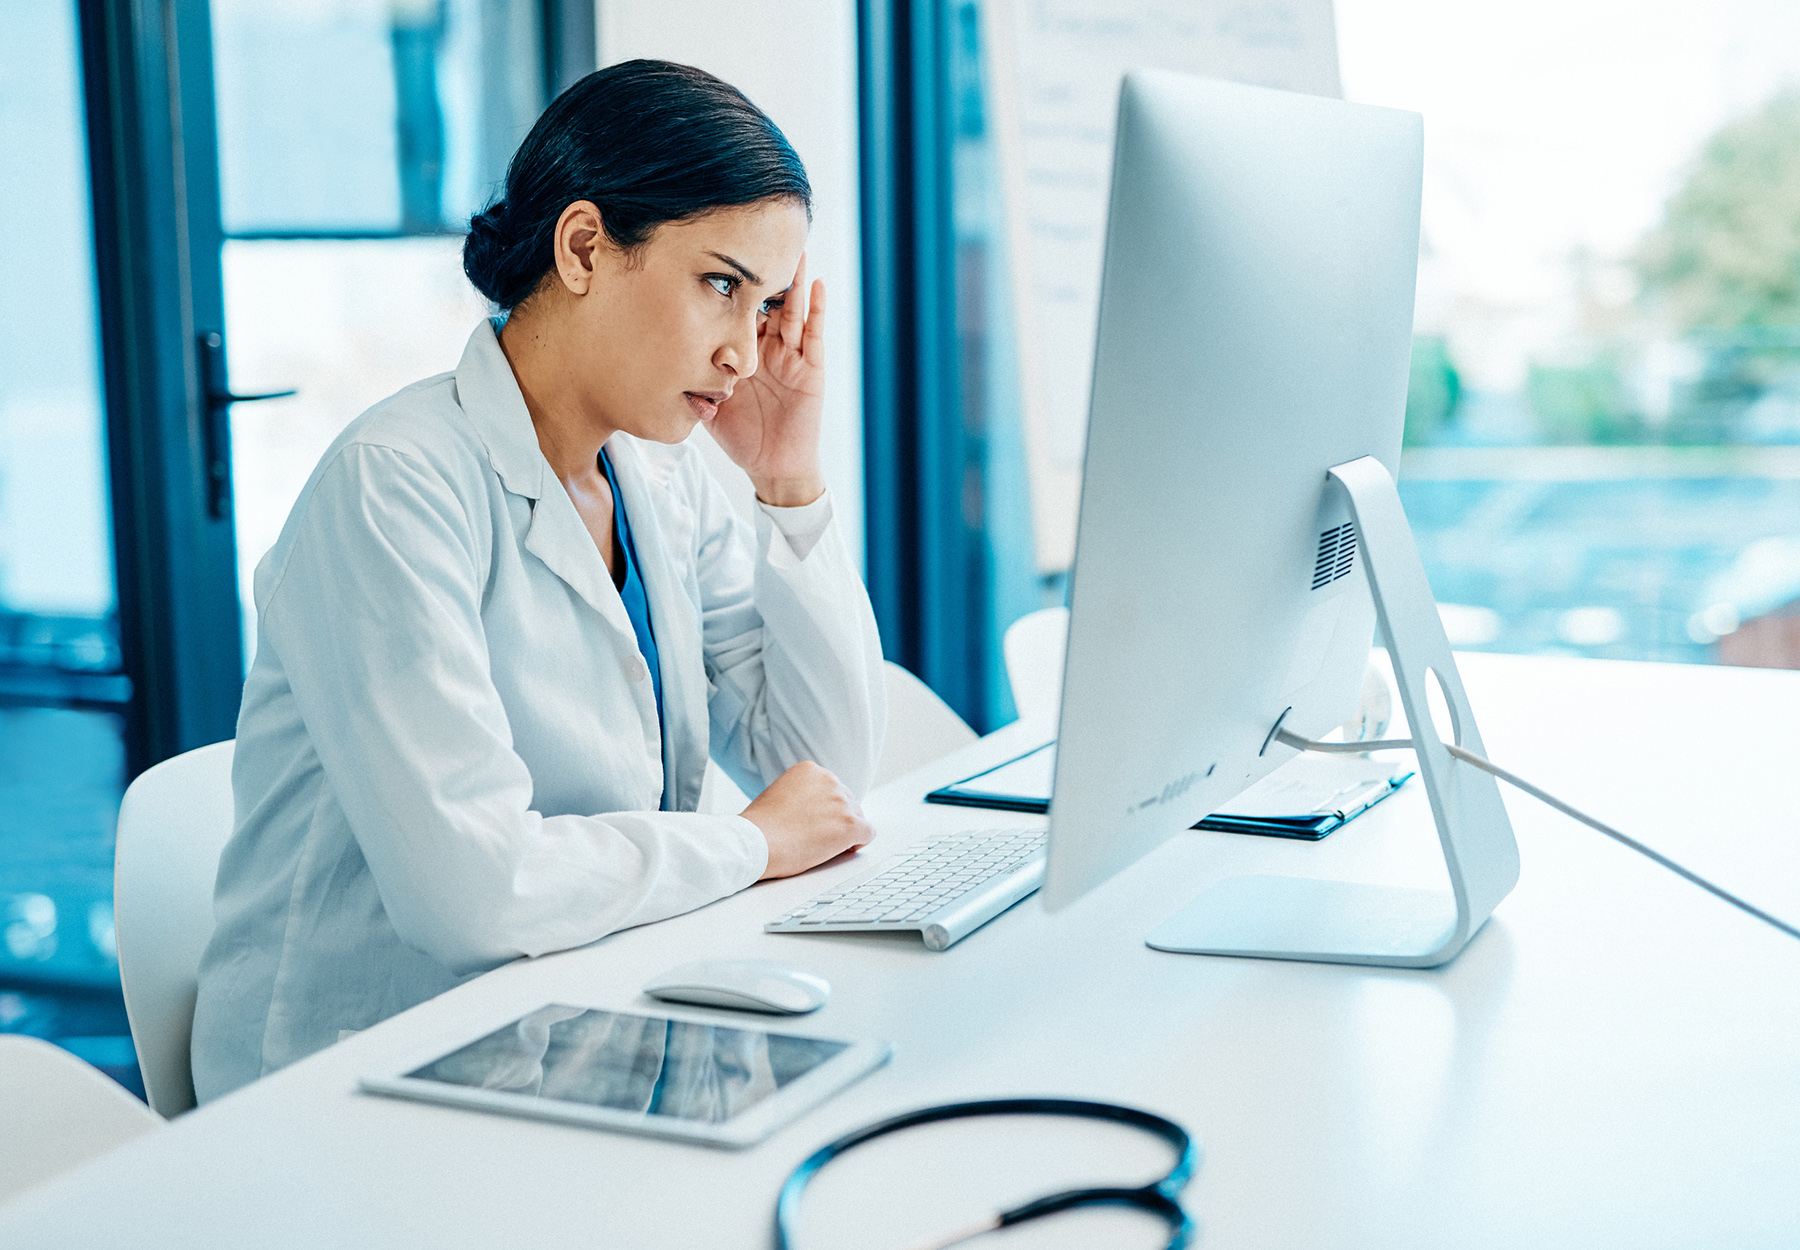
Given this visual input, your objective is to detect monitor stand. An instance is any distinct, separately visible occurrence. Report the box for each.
[1145,455,1520,968]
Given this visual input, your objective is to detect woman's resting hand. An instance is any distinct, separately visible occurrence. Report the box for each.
[745,760,875,880]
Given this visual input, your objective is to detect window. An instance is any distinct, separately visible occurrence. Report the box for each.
[0,0,130,999]
[0,0,139,1085]
[210,0,588,661]
[1339,1,1800,667]
[0,0,588,1080]
[918,0,1800,735]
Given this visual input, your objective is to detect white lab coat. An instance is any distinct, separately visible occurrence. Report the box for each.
[190,321,885,1103]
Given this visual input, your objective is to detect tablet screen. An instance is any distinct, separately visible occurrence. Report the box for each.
[403,1005,850,1125]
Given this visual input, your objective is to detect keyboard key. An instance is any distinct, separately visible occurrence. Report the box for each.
[768,828,1046,938]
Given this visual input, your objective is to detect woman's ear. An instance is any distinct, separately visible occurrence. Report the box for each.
[553,200,606,296]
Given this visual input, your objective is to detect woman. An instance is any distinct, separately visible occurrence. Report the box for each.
[191,60,885,1102]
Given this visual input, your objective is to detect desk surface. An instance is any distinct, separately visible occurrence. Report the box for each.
[5,652,1799,1249]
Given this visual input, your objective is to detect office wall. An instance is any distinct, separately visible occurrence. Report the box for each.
[596,1,865,565]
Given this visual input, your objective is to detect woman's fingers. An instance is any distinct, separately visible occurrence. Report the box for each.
[780,252,808,350]
[801,278,826,363]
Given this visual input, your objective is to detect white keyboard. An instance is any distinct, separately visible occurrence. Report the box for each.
[764,828,1047,951]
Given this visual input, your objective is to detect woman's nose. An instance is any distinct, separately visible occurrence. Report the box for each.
[716,314,761,380]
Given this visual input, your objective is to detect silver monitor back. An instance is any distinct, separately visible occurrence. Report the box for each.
[1042,71,1424,911]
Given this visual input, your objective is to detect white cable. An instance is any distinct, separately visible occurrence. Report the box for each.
[1274,728,1800,944]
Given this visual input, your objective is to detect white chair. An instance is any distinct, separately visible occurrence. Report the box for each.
[874,659,977,787]
[0,1034,162,1204]
[1002,606,1070,727]
[699,660,978,812]
[113,739,236,1118]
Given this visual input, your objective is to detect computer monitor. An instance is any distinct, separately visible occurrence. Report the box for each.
[1042,71,1518,967]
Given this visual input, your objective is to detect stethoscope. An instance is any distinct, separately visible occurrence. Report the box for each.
[774,1098,1198,1250]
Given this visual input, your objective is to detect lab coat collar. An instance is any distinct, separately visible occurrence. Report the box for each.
[606,435,708,812]
[453,318,634,637]
[537,458,677,803]
[452,320,705,808]
[454,318,548,502]
[455,320,655,730]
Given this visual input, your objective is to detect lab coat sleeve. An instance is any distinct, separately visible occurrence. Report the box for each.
[695,472,887,799]
[759,491,833,559]
[258,443,768,976]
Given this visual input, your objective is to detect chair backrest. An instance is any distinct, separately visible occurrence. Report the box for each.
[0,1035,162,1203]
[876,661,977,787]
[699,662,978,807]
[113,739,236,1118]
[1002,606,1070,727]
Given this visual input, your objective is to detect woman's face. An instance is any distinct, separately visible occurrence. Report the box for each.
[556,197,810,444]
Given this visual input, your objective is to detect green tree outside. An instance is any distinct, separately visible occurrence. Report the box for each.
[1634,92,1800,444]
[1637,91,1800,331]
[1403,335,1461,446]
[1526,358,1642,444]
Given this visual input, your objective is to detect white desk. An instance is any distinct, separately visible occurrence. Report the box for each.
[5,653,1799,1248]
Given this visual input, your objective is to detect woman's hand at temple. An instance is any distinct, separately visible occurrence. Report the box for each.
[744,760,874,880]
[708,252,828,508]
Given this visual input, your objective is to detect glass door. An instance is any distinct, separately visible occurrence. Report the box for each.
[0,0,128,1001]
[0,0,590,1091]
[1,0,242,1089]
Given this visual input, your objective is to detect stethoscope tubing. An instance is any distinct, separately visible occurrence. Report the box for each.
[774,1097,1198,1249]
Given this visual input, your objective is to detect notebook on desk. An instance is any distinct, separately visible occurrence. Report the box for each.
[926,742,1413,840]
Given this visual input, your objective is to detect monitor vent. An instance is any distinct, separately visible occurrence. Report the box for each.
[1311,523,1357,590]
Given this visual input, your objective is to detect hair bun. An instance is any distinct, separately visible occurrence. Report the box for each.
[462,200,514,306]
[469,199,509,239]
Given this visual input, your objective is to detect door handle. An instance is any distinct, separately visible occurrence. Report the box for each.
[196,331,296,519]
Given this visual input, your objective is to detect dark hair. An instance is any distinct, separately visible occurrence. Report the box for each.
[463,59,812,311]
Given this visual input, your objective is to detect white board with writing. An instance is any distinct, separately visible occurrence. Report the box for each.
[983,0,1342,570]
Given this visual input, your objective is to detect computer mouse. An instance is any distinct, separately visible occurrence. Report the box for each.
[643,959,831,1015]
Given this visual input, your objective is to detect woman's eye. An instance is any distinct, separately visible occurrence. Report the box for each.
[706,275,735,297]
[758,297,784,316]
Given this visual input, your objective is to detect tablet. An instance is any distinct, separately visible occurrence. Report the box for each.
[360,1003,892,1149]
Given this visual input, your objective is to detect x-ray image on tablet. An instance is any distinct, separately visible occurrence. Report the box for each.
[360,1005,892,1148]
[412,1005,845,1121]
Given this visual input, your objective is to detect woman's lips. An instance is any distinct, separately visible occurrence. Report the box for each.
[684,392,720,421]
